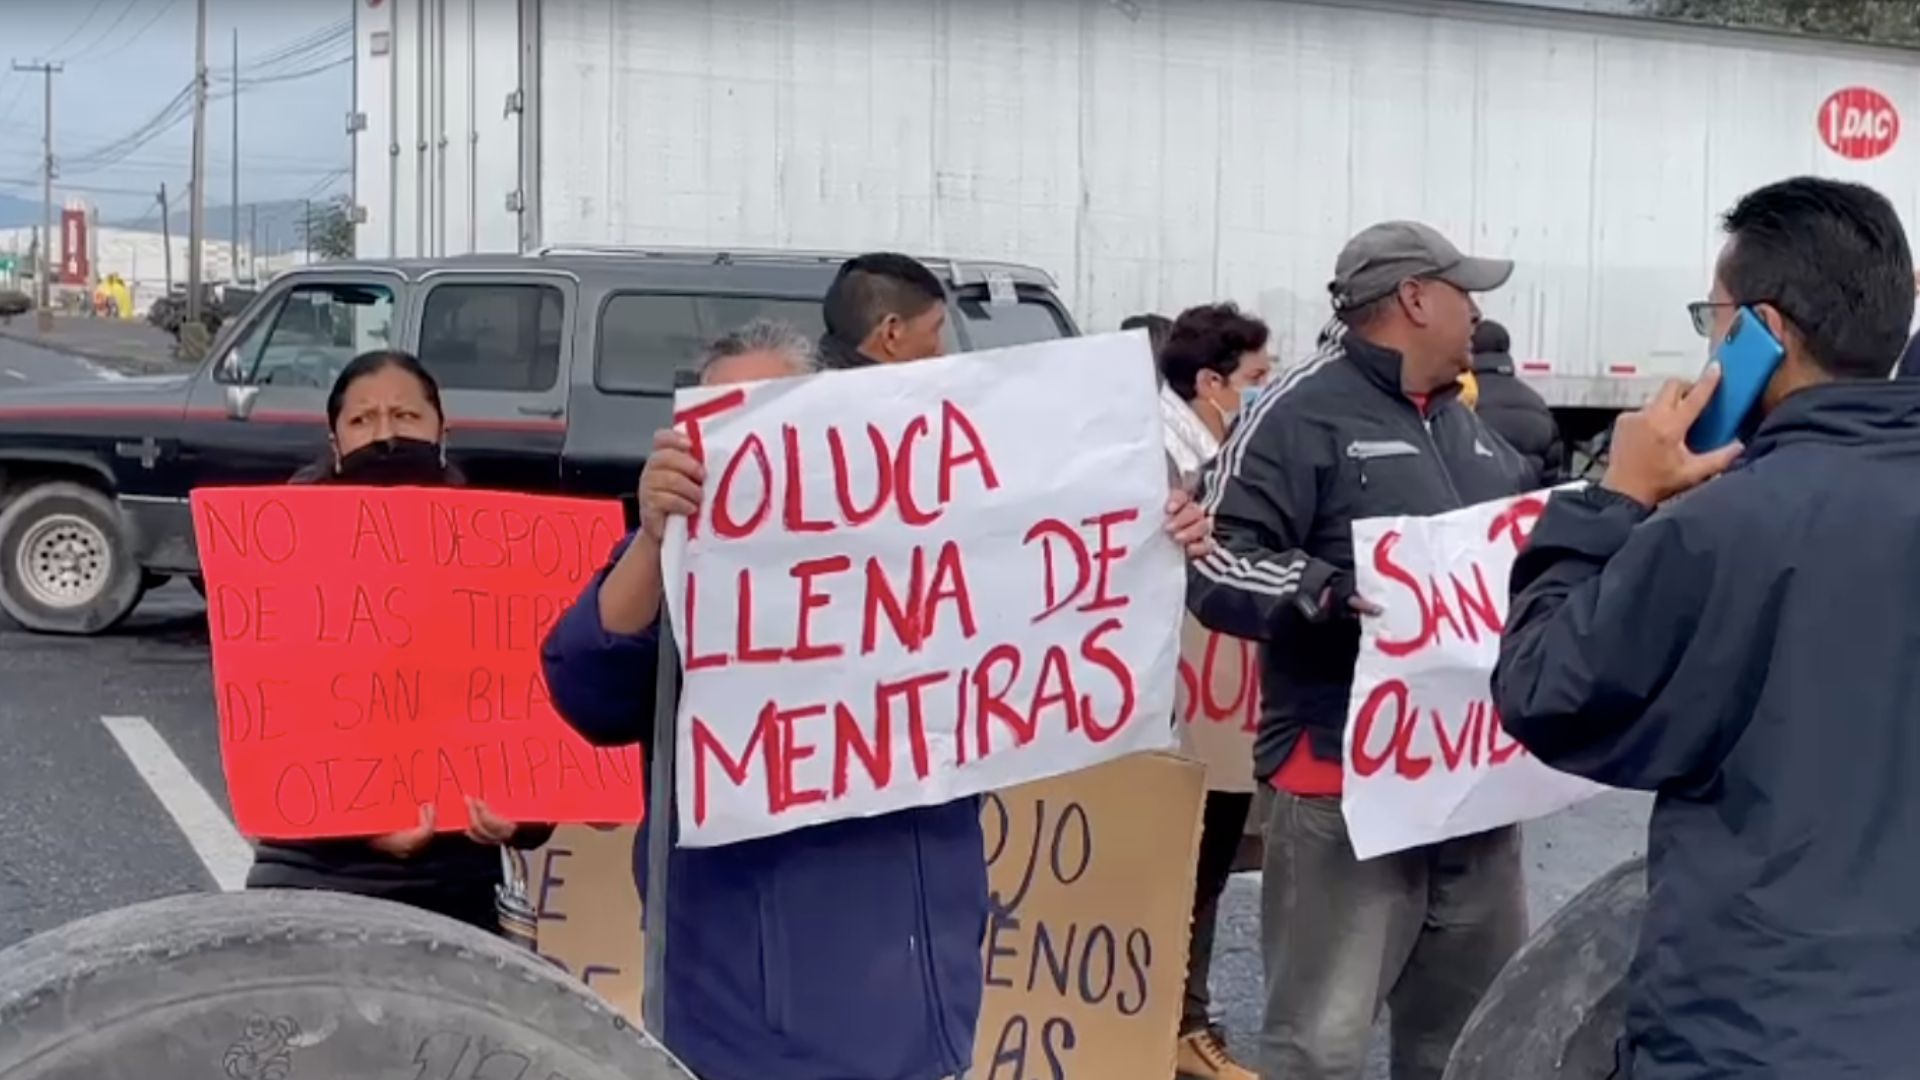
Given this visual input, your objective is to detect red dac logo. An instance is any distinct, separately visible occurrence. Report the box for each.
[1819,87,1899,161]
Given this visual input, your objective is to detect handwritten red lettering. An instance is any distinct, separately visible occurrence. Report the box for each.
[936,401,1002,503]
[789,556,851,662]
[781,425,834,534]
[1487,495,1547,553]
[1080,508,1138,614]
[673,389,749,540]
[828,424,895,526]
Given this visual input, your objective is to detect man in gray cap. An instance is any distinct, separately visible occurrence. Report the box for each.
[1187,221,1532,1080]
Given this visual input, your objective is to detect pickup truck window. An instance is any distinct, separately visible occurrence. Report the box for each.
[597,294,827,394]
[232,283,396,388]
[418,283,565,392]
[955,291,1072,351]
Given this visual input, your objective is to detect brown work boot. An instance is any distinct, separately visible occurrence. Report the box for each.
[1176,1026,1255,1080]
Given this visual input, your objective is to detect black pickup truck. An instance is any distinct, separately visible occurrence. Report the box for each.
[0,248,1075,634]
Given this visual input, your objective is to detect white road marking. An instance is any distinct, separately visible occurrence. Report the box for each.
[77,357,129,381]
[101,715,252,892]
[2,368,25,381]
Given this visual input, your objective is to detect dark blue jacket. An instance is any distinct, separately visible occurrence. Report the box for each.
[541,534,988,1080]
[1495,382,1920,1079]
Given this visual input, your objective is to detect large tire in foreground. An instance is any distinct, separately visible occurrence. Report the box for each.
[0,481,145,635]
[0,890,694,1080]
[1444,857,1646,1080]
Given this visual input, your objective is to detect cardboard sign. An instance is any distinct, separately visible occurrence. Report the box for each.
[527,756,1204,1080]
[192,486,641,839]
[974,753,1204,1080]
[1174,616,1259,792]
[660,332,1183,847]
[514,824,645,1023]
[1342,490,1604,860]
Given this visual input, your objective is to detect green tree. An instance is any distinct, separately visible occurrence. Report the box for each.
[299,195,355,262]
[1638,0,1920,46]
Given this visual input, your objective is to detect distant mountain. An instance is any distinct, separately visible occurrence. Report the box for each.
[108,197,326,251]
[0,193,48,231]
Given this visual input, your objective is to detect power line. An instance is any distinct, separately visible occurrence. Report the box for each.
[231,55,351,89]
[211,19,349,80]
[89,0,184,65]
[57,0,143,62]
[40,0,113,62]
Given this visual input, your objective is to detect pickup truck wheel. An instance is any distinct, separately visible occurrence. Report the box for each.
[0,482,144,635]
[0,890,694,1080]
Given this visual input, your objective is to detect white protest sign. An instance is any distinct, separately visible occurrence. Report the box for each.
[661,332,1183,847]
[1342,488,1604,860]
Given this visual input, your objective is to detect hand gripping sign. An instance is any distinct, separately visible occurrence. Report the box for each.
[660,332,1184,847]
[1342,489,1604,860]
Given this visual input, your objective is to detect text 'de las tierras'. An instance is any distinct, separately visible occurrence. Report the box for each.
[662,332,1183,847]
[192,486,638,840]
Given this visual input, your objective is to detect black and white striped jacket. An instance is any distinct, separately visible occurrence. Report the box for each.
[1186,322,1529,783]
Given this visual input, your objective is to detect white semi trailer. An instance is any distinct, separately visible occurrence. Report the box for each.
[350,0,1920,438]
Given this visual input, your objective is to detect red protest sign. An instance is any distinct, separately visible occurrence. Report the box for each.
[191,485,639,840]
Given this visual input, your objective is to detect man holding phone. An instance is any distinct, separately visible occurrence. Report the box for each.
[1496,176,1920,1077]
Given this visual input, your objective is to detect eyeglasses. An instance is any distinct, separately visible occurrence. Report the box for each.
[1687,299,1787,338]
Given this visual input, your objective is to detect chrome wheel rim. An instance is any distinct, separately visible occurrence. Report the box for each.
[14,512,111,609]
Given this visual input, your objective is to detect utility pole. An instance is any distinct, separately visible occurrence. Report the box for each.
[303,198,312,264]
[230,28,239,286]
[186,0,208,326]
[158,183,173,293]
[248,204,257,281]
[11,60,61,330]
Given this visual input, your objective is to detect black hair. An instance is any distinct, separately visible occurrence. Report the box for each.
[325,349,446,432]
[1721,177,1914,379]
[1160,303,1270,402]
[821,253,945,343]
[1120,313,1173,359]
[1472,319,1511,355]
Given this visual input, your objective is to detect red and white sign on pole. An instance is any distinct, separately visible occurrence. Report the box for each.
[58,207,89,285]
[1341,489,1604,861]
[1819,87,1900,161]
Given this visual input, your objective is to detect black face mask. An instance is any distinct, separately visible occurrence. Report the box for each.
[330,437,452,487]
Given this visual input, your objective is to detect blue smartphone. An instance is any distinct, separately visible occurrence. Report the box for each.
[1687,306,1784,453]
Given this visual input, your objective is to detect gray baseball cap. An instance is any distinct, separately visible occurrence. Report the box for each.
[1329,221,1514,312]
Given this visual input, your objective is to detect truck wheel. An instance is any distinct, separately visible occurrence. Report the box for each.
[1443,857,1646,1080]
[0,482,144,635]
[0,890,694,1080]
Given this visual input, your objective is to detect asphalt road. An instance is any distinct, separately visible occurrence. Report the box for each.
[0,578,1653,1073]
[0,332,135,386]
[0,334,1653,1073]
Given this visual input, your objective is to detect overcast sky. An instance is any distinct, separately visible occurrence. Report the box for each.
[0,1,346,221]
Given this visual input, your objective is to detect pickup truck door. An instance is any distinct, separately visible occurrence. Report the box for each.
[403,271,574,494]
[177,271,404,488]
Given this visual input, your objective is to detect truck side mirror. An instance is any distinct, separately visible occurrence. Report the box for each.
[224,384,260,421]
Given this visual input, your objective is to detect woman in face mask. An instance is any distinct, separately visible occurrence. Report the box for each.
[249,350,552,932]
[1159,302,1275,491]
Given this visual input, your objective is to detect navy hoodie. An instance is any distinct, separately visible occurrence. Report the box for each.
[541,534,987,1080]
[1497,381,1920,1078]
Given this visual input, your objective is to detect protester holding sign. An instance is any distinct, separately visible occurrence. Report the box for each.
[1188,222,1531,1080]
[245,351,554,932]
[1497,177,1920,1079]
[544,261,1213,1080]
[1156,302,1272,1080]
